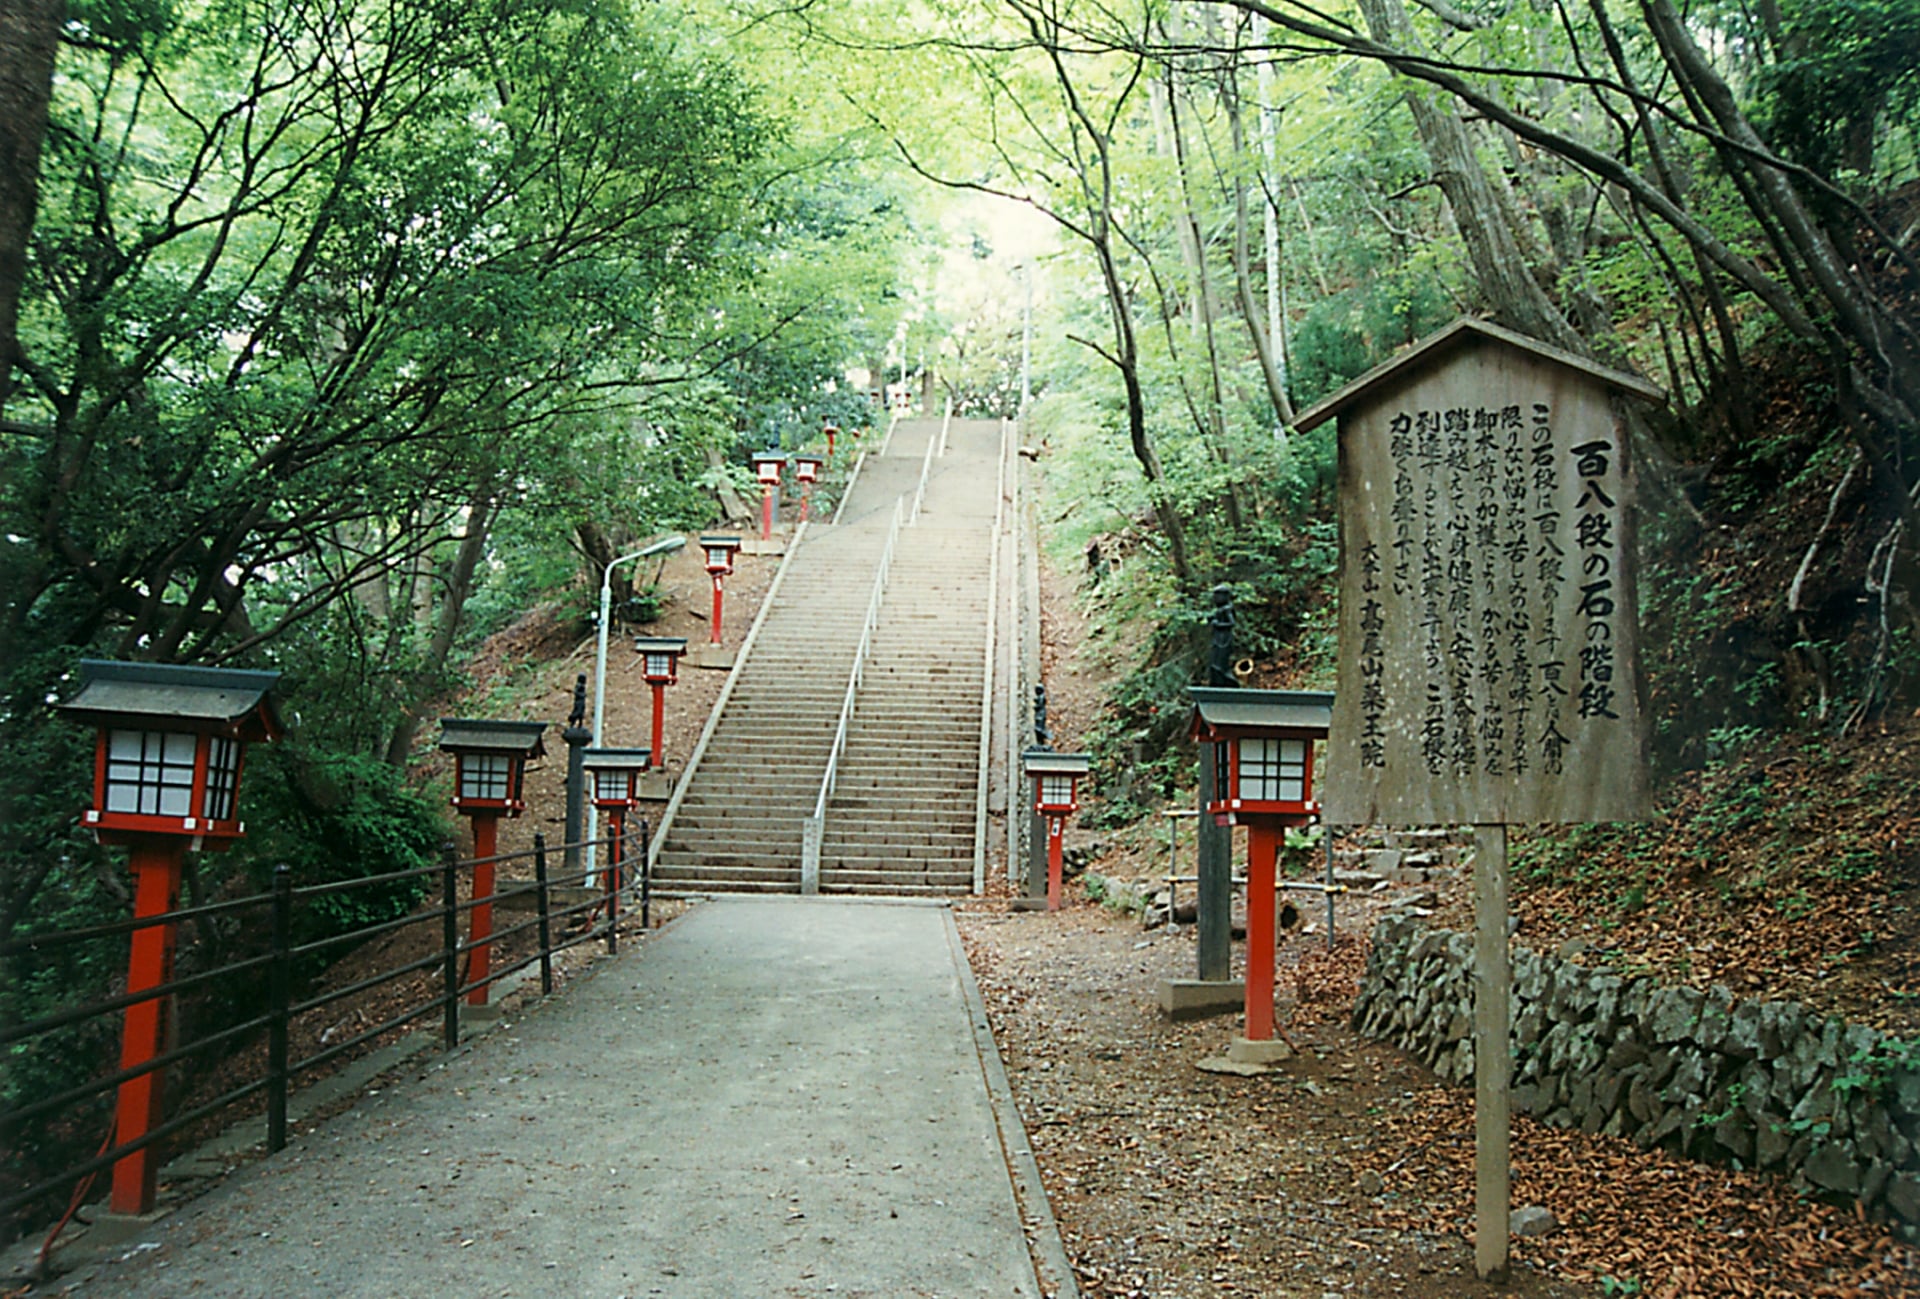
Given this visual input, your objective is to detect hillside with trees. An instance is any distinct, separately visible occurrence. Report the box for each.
[3,0,1918,1282]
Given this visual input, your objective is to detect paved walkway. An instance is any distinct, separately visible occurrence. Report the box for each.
[55,900,1067,1298]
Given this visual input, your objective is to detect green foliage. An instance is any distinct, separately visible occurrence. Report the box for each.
[233,748,446,973]
[1756,0,1920,184]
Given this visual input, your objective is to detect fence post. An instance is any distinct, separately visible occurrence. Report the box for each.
[441,842,460,1050]
[639,819,652,931]
[605,828,620,956]
[534,832,553,997]
[267,864,292,1154]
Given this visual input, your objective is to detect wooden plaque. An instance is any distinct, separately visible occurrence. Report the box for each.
[1307,321,1656,825]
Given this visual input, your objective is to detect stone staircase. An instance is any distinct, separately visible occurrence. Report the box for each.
[650,417,1005,897]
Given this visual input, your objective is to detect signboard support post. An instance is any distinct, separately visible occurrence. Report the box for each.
[1473,822,1511,1282]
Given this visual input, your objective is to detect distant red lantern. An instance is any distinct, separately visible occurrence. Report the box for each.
[793,453,825,523]
[582,746,651,903]
[632,636,686,762]
[1022,747,1091,911]
[700,535,742,644]
[751,451,786,540]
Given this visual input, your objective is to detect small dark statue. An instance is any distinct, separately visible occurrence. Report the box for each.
[1207,584,1236,688]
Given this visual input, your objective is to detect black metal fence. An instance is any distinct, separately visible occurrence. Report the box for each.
[0,823,650,1242]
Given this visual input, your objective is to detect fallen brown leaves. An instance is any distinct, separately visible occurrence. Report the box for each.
[964,900,1916,1299]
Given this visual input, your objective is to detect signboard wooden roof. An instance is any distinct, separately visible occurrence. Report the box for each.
[1318,318,1661,825]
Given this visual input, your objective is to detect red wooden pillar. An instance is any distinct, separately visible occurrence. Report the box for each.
[760,485,774,540]
[649,682,668,765]
[467,812,501,1006]
[605,808,626,897]
[798,483,813,524]
[1244,823,1281,1041]
[709,574,724,644]
[1046,816,1065,911]
[111,840,185,1215]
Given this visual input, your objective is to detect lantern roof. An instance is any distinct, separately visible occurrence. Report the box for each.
[1293,317,1665,434]
[1022,747,1091,776]
[60,659,282,740]
[700,533,742,549]
[633,636,688,656]
[1188,687,1334,737]
[582,746,652,771]
[751,450,786,465]
[437,718,548,757]
[795,452,824,466]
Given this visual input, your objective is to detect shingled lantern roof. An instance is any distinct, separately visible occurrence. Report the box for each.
[60,659,282,845]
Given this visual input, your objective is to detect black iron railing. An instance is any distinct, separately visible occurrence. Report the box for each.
[1,822,651,1239]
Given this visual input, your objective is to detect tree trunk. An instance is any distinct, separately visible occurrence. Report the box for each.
[0,0,59,415]
[1223,59,1296,429]
[383,493,497,767]
[1354,0,1583,352]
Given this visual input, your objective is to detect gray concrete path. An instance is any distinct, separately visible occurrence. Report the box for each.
[54,899,1056,1298]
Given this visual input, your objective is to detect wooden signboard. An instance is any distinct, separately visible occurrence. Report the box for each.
[1302,318,1659,826]
[1297,317,1663,1281]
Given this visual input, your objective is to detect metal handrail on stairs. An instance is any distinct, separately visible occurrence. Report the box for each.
[646,522,810,874]
[908,427,937,525]
[972,417,1012,893]
[801,498,905,893]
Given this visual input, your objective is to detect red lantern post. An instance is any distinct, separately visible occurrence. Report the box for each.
[751,451,785,541]
[632,636,686,764]
[1022,748,1091,911]
[822,418,838,461]
[1188,688,1333,1047]
[700,535,742,645]
[59,660,282,1216]
[438,719,547,1007]
[582,747,649,900]
[793,454,824,524]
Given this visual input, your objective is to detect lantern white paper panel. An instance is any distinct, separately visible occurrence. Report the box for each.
[1240,738,1307,802]
[106,729,197,817]
[460,753,513,802]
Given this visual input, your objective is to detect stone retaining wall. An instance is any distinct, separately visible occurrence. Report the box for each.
[1353,913,1920,1237]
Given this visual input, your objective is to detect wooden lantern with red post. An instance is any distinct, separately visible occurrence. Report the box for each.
[437,718,546,1008]
[59,659,282,1216]
[1188,687,1334,1051]
[1022,747,1091,911]
[821,418,839,461]
[582,746,650,899]
[793,453,824,524]
[631,636,686,765]
[700,534,742,645]
[751,450,786,540]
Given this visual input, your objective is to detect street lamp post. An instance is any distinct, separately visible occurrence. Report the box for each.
[588,536,682,863]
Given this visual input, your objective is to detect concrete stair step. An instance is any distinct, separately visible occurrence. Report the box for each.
[653,855,801,877]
